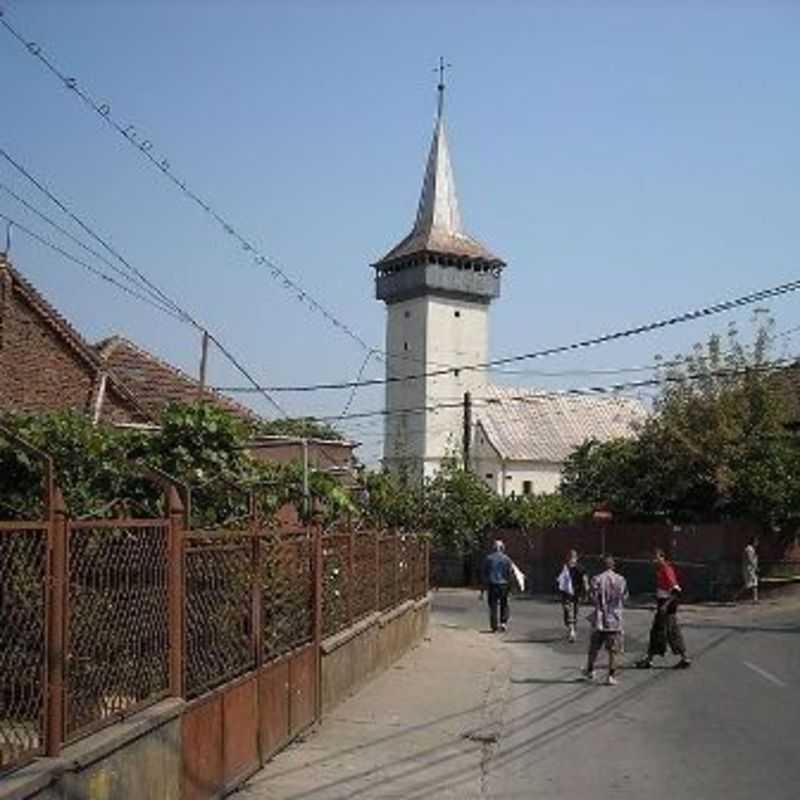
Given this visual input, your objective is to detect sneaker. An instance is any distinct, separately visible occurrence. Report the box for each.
[499,623,508,632]
[606,675,618,686]
[568,627,576,643]
[674,658,691,670]
[580,669,595,682]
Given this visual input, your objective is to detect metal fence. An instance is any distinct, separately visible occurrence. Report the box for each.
[0,441,430,772]
[0,523,49,772]
[322,532,429,639]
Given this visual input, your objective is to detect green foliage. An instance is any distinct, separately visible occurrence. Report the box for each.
[0,410,156,518]
[257,417,344,441]
[424,459,495,552]
[561,318,800,527]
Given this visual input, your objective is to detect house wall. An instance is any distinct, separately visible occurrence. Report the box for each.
[0,266,135,423]
[471,429,562,495]
[247,440,355,471]
[384,290,489,478]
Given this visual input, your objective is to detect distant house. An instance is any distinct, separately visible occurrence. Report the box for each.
[472,385,647,495]
[248,435,359,481]
[0,256,149,424]
[1,256,358,476]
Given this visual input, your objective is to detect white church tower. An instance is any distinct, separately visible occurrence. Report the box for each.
[373,65,506,478]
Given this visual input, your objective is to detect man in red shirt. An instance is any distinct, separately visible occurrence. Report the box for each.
[635,549,691,670]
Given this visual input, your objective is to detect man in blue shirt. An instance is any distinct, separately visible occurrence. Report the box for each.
[482,540,513,632]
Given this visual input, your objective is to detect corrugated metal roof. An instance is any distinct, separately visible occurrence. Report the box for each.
[476,385,648,463]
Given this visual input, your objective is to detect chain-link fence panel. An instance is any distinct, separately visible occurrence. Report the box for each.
[352,533,378,621]
[0,525,48,772]
[260,533,314,662]
[397,535,414,603]
[322,534,350,637]
[184,533,255,699]
[66,521,170,740]
[378,535,398,611]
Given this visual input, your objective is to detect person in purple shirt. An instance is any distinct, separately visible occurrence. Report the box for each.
[581,556,628,686]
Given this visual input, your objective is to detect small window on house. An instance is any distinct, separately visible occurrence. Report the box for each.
[454,310,461,318]
[523,480,533,496]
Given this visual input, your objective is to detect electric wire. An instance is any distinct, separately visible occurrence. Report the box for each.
[0,145,287,416]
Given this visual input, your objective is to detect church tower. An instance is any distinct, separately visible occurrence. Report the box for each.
[373,67,505,478]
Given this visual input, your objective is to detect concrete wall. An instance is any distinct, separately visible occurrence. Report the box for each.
[321,597,430,714]
[383,285,491,478]
[1,701,183,800]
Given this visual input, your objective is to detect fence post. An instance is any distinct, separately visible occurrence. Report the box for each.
[46,488,67,757]
[312,525,323,719]
[166,485,185,698]
[374,532,381,612]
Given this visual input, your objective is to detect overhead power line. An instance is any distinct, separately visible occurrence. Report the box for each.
[319,358,798,423]
[0,10,490,378]
[0,10,372,352]
[0,181,178,311]
[0,210,185,320]
[0,144,287,416]
[212,277,800,394]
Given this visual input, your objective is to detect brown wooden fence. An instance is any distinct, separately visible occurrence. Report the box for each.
[0,428,430,778]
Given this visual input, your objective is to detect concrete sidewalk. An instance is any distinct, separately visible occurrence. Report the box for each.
[236,622,513,800]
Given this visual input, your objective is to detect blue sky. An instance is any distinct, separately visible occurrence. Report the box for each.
[2,1,799,463]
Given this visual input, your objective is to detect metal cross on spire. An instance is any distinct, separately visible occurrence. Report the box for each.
[434,57,451,121]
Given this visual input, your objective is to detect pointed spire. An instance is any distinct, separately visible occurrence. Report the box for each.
[412,101,463,237]
[373,64,504,268]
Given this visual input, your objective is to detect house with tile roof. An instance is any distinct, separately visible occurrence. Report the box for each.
[0,255,149,424]
[473,386,647,495]
[95,334,259,425]
[1,254,360,476]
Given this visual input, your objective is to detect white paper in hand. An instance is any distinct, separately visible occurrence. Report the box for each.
[510,561,526,593]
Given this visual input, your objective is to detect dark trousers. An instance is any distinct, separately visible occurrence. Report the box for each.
[561,592,579,628]
[487,583,510,631]
[647,596,687,658]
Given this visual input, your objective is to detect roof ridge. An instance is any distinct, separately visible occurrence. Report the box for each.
[98,334,261,422]
[1,260,152,422]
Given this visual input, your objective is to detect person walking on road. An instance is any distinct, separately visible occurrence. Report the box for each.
[742,536,760,604]
[635,549,691,670]
[483,540,512,632]
[556,549,589,642]
[582,555,628,686]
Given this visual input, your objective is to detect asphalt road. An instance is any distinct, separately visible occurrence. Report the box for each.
[434,590,800,800]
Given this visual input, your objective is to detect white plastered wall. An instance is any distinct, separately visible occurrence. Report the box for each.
[472,423,563,495]
[384,293,489,478]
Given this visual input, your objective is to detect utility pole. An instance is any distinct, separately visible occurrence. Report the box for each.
[462,391,472,471]
[198,330,209,394]
[302,438,310,521]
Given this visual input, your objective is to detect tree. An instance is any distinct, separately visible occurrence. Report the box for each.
[560,318,800,526]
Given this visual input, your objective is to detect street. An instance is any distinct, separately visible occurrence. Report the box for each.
[241,589,800,800]
[437,590,800,800]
